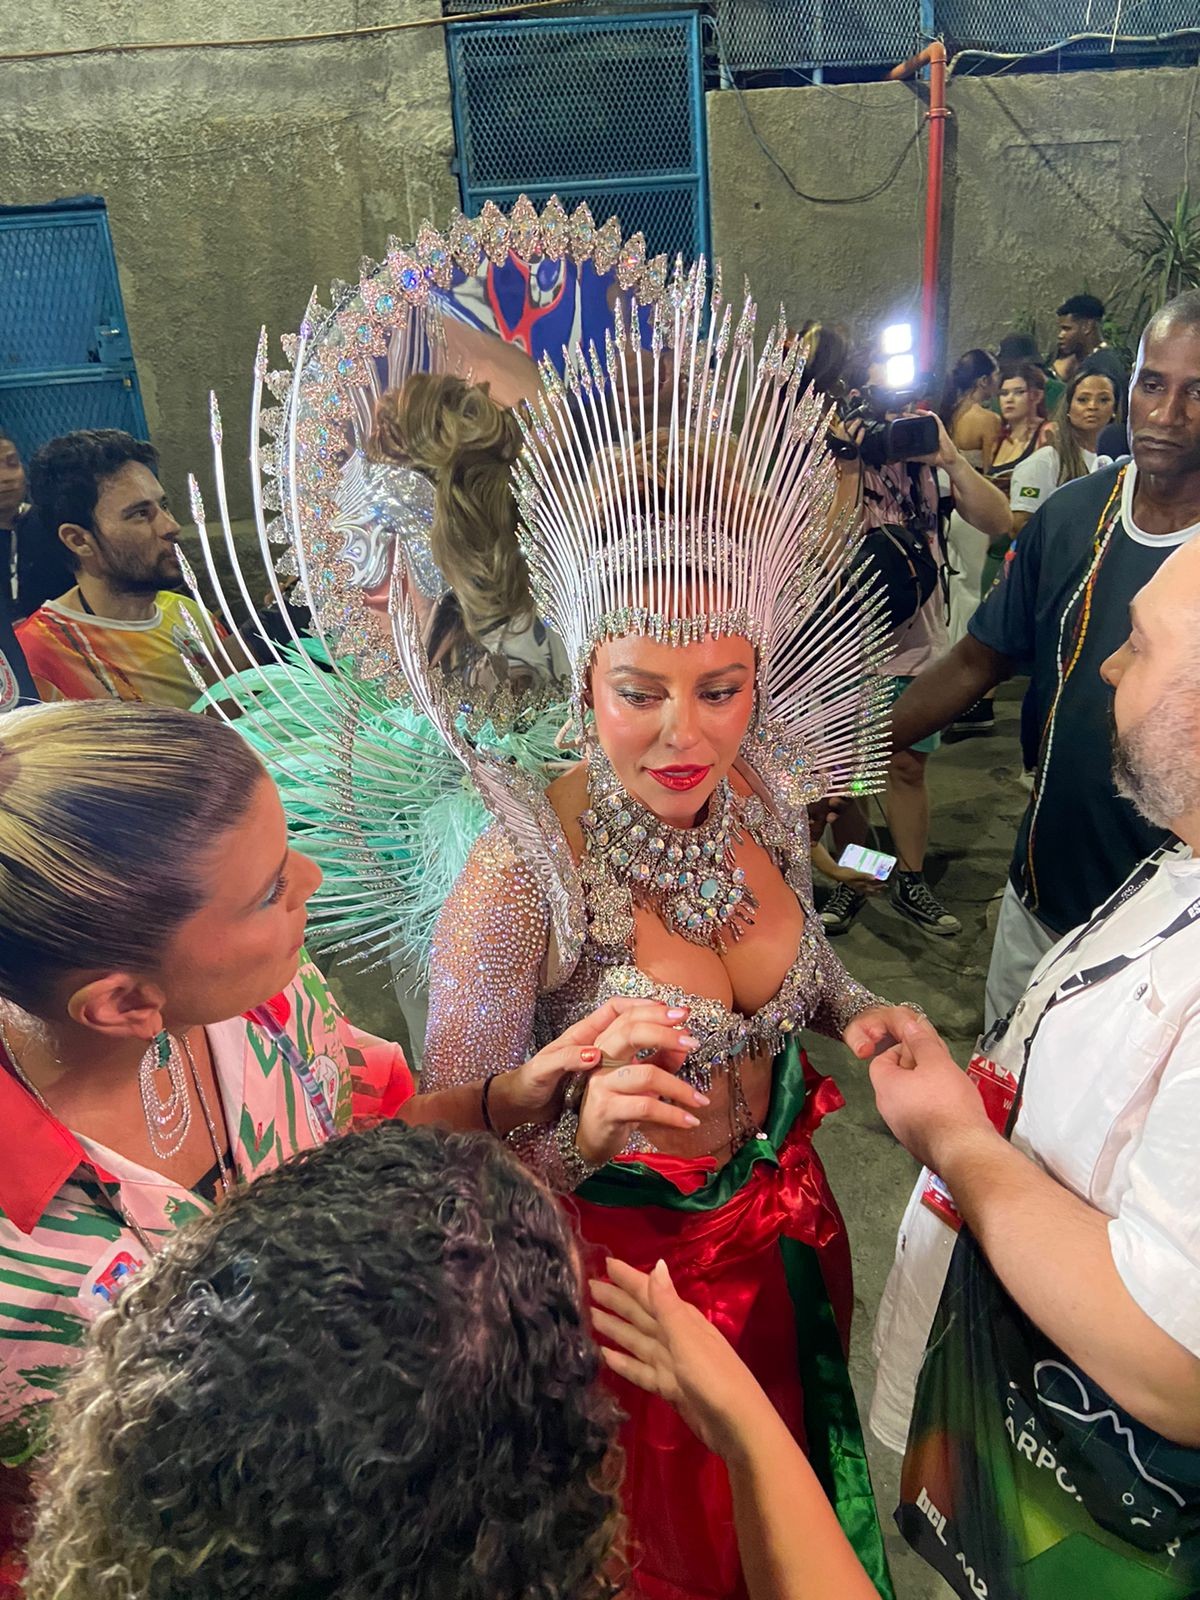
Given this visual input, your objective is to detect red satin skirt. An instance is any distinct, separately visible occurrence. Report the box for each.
[565,1055,855,1600]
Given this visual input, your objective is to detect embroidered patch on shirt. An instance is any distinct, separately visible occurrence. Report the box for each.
[87,1250,145,1305]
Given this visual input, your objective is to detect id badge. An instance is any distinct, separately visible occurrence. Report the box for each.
[919,1042,1019,1229]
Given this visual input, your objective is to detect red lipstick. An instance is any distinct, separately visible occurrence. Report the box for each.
[646,765,712,792]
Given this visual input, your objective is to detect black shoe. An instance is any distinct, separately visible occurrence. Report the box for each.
[952,698,995,733]
[820,881,865,935]
[891,872,961,936]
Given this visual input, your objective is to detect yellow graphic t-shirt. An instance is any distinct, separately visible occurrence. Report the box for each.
[16,591,227,708]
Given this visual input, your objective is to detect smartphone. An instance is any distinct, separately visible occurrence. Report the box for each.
[837,843,897,881]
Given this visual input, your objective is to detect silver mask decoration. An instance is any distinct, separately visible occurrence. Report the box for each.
[333,449,446,604]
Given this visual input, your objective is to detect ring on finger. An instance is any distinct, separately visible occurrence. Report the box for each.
[634,1047,655,1061]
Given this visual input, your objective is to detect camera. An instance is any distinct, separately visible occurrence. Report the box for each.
[826,321,940,468]
[830,392,940,469]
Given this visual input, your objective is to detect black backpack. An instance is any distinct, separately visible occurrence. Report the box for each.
[849,463,943,635]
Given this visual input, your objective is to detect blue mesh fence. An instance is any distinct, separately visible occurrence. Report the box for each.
[0,218,118,374]
[713,0,920,70]
[0,379,147,467]
[447,11,709,263]
[0,198,148,462]
[444,0,1199,74]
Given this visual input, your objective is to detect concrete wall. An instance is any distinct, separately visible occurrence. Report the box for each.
[0,0,460,514]
[6,5,1196,520]
[707,65,1200,367]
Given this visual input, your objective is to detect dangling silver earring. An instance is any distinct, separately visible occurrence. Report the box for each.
[138,1032,191,1158]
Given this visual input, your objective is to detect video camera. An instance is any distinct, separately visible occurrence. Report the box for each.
[826,322,940,469]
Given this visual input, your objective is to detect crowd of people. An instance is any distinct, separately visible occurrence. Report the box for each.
[0,246,1197,1600]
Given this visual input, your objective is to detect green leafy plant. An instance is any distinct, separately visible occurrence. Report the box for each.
[1112,186,1200,356]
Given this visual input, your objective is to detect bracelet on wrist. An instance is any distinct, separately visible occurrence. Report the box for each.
[554,1107,604,1191]
[480,1071,502,1136]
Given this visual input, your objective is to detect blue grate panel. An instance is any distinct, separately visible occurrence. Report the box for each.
[0,216,120,375]
[451,18,698,184]
[448,12,708,264]
[446,0,1200,73]
[0,199,147,460]
[0,378,145,465]
[938,0,1196,50]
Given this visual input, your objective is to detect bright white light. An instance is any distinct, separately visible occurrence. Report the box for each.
[881,322,913,357]
[885,352,916,389]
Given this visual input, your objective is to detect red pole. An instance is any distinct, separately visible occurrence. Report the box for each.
[887,41,949,376]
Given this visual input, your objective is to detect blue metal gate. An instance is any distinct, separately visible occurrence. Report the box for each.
[0,196,148,463]
[446,10,709,265]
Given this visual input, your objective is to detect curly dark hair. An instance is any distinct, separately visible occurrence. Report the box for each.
[25,1124,624,1600]
[27,428,159,567]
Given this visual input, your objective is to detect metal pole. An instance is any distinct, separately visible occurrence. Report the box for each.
[887,39,949,376]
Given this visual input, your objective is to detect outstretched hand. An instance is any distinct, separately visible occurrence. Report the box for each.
[590,1258,776,1462]
[869,1013,995,1171]
[911,410,961,471]
[842,1002,929,1061]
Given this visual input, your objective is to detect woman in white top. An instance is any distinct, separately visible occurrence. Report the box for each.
[1009,366,1119,537]
[940,350,1002,647]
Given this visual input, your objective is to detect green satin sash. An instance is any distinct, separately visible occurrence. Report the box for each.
[578,1040,896,1599]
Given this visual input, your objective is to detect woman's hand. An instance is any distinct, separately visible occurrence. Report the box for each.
[842,1002,931,1061]
[488,998,702,1136]
[827,863,887,896]
[575,1052,709,1165]
[590,1258,777,1462]
[870,1014,995,1174]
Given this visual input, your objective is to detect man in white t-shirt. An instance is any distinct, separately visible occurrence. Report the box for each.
[869,529,1200,1458]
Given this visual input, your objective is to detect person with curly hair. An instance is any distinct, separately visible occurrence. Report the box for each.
[370,373,567,692]
[0,700,705,1590]
[25,1121,879,1600]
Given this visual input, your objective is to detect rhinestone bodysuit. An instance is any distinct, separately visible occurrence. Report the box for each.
[423,757,882,1191]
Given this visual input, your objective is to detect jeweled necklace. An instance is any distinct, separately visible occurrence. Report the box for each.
[580,749,758,950]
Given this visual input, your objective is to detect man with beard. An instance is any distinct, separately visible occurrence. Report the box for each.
[890,290,1200,1024]
[15,431,228,707]
[869,530,1200,1491]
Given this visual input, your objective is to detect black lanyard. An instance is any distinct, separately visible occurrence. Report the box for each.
[1002,846,1200,1138]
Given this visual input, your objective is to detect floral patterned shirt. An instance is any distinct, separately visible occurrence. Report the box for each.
[0,958,411,1482]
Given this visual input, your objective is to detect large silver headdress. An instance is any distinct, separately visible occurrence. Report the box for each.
[508,259,891,803]
[186,197,889,980]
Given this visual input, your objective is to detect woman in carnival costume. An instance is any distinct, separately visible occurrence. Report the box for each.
[193,199,918,1597]
[411,258,922,1600]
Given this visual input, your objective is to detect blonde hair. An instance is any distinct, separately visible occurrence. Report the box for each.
[370,374,533,647]
[0,701,264,1012]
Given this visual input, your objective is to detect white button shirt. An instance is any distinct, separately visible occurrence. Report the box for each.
[870,846,1200,1453]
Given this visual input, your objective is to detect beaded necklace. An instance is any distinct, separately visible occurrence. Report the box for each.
[579,748,758,951]
[1025,467,1125,906]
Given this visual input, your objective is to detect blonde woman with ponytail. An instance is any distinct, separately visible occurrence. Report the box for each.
[0,701,707,1581]
[370,373,567,691]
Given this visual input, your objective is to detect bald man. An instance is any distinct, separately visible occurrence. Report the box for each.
[871,532,1200,1499]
